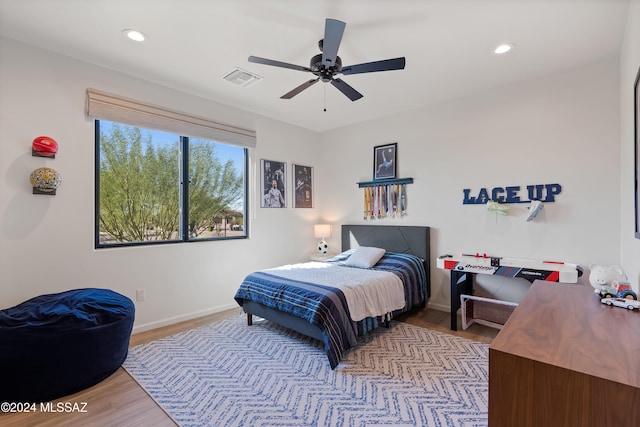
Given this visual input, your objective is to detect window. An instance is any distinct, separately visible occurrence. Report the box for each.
[87,89,254,248]
[95,121,247,247]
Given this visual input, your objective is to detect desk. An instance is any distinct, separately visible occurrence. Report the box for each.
[488,281,640,427]
[437,254,582,330]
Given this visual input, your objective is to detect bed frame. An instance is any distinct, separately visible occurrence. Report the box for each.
[242,224,431,341]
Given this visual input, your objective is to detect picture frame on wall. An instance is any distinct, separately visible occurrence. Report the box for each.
[373,142,397,180]
[261,159,286,208]
[293,164,313,208]
[634,66,640,239]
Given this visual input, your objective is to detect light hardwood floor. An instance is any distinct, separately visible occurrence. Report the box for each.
[0,307,498,427]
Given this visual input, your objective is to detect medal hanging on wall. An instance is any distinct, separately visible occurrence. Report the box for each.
[364,186,369,220]
[401,184,407,216]
[363,183,407,219]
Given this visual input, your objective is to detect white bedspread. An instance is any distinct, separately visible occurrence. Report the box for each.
[266,262,405,322]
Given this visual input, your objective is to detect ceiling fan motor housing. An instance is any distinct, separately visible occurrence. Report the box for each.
[310,53,342,81]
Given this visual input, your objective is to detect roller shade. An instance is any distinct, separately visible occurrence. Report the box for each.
[86,88,256,148]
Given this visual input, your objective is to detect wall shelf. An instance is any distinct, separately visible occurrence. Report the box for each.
[357,178,413,188]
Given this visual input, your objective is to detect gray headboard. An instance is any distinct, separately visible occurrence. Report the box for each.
[341,224,431,297]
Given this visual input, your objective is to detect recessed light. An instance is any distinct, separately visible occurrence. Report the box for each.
[123,29,147,42]
[494,44,514,54]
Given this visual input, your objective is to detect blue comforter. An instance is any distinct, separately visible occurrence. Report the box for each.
[234,251,427,369]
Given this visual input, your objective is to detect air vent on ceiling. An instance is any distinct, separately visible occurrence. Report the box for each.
[221,67,262,87]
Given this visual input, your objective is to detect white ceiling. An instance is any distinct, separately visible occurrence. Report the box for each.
[0,0,630,132]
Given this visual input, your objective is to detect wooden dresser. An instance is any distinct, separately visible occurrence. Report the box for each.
[489,281,640,427]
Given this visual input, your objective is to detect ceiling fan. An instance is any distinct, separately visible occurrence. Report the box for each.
[248,18,406,101]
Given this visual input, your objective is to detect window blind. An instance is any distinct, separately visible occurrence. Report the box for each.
[86,88,256,148]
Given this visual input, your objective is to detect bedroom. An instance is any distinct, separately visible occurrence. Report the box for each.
[1,0,639,425]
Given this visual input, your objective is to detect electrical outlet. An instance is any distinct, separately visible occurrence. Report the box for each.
[136,289,146,302]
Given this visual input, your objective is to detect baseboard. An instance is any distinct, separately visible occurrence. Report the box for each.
[427,301,451,313]
[131,303,239,334]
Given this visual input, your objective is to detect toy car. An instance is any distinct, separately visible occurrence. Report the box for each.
[601,297,640,310]
[597,281,638,300]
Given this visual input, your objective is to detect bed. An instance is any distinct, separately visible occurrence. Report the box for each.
[234,224,430,368]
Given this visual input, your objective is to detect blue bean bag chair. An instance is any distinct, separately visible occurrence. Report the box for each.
[0,288,135,402]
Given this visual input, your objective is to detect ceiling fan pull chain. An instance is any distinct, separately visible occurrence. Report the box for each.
[323,85,327,112]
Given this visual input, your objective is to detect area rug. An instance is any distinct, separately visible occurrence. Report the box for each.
[123,315,489,427]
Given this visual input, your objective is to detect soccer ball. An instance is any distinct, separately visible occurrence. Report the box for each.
[317,240,328,254]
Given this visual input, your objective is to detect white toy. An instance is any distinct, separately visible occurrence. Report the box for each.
[601,297,640,310]
[526,200,543,222]
[588,263,628,293]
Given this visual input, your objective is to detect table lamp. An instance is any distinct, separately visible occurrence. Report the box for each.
[314,224,331,254]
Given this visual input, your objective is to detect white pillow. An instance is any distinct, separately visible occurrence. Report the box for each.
[343,246,386,268]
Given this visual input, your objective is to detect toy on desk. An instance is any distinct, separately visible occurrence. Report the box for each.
[587,264,637,303]
[437,253,583,283]
[600,297,640,310]
[588,264,629,292]
[597,280,637,300]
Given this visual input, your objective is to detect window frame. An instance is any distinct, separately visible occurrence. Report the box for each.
[94,120,249,248]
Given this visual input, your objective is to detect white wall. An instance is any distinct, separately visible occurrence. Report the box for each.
[0,23,631,324]
[620,0,640,291]
[0,37,322,331]
[318,58,621,310]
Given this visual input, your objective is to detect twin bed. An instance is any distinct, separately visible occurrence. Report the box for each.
[234,224,430,368]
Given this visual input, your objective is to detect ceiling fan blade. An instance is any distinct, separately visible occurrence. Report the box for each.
[248,55,311,72]
[321,19,346,68]
[330,78,363,101]
[280,79,320,99]
[341,57,406,75]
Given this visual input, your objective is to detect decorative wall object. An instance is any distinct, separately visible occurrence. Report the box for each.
[293,164,313,208]
[358,178,413,220]
[634,66,640,239]
[30,167,61,195]
[261,159,286,208]
[525,200,543,222]
[463,183,562,204]
[31,136,58,158]
[487,201,509,216]
[373,143,397,180]
[360,142,409,219]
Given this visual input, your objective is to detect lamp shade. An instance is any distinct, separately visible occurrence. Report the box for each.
[314,224,331,239]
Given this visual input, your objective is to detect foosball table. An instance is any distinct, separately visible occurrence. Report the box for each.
[437,253,583,330]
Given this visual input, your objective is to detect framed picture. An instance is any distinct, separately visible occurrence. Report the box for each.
[261,159,286,208]
[293,164,314,208]
[373,142,397,180]
[634,66,640,239]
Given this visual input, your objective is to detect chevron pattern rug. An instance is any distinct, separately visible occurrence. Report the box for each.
[123,315,489,427]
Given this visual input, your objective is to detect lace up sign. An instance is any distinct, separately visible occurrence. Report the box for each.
[463,183,562,204]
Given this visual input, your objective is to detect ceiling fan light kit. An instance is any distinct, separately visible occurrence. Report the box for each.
[248,18,405,101]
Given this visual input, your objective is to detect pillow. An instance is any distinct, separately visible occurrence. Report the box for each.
[343,246,386,268]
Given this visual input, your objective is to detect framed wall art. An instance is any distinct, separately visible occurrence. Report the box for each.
[373,142,397,180]
[634,66,640,239]
[261,159,286,208]
[293,164,313,208]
